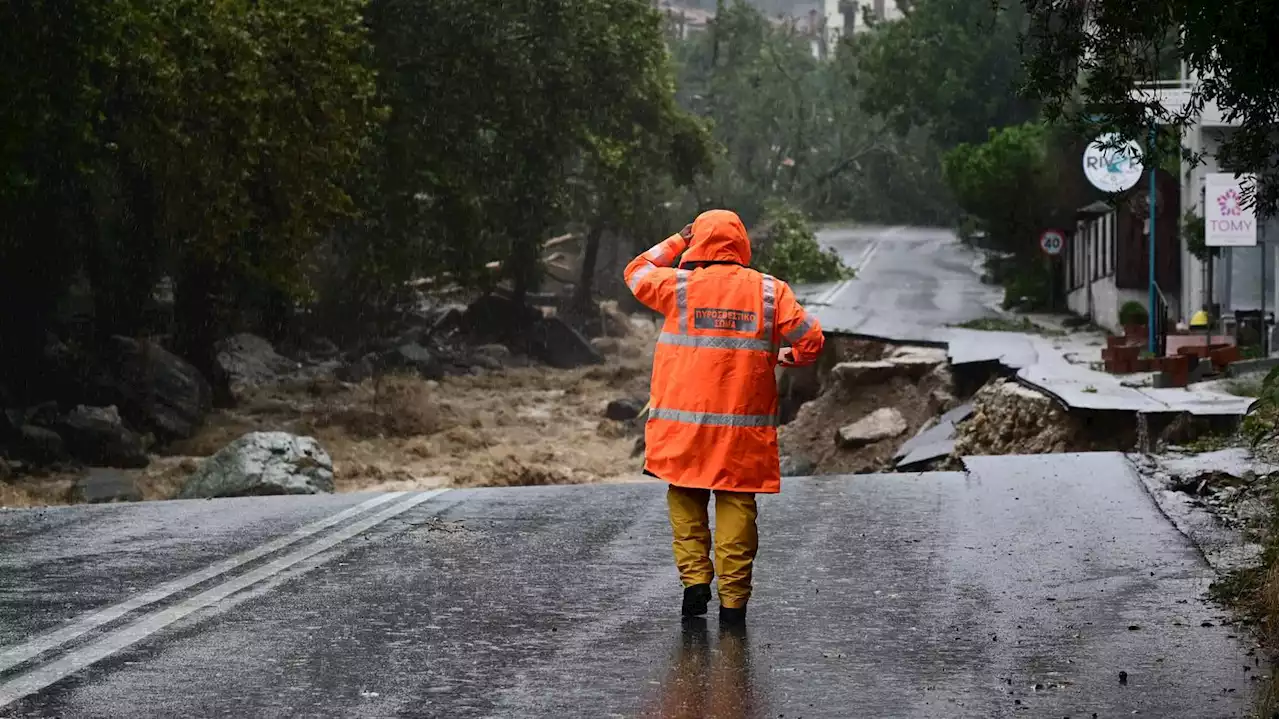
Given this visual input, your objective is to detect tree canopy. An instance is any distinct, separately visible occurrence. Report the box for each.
[852,0,1037,146]
[1020,0,1279,213]
[0,0,711,387]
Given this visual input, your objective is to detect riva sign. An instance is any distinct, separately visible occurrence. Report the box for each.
[1204,172,1258,247]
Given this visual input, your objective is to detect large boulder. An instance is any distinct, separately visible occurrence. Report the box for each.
[527,316,604,369]
[216,333,298,395]
[56,405,149,469]
[336,353,378,383]
[605,397,646,421]
[88,336,211,441]
[836,408,908,448]
[15,425,68,463]
[380,342,444,380]
[179,431,334,499]
[780,454,816,477]
[462,294,543,344]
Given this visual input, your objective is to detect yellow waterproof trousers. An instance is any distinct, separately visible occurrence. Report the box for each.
[666,485,759,609]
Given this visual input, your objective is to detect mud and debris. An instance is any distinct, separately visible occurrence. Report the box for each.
[1,300,657,507]
[778,336,953,475]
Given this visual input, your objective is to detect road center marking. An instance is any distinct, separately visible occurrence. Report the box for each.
[0,489,447,709]
[0,491,406,674]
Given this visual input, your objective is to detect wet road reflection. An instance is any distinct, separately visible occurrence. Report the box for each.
[643,620,760,719]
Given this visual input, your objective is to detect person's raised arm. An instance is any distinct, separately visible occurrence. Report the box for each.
[624,225,691,314]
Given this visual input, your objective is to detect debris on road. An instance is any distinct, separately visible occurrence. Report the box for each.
[179,431,335,498]
[779,337,953,474]
[836,408,908,448]
[952,380,1082,457]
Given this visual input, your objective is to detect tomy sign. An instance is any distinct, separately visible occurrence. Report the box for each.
[1204,173,1257,247]
[1082,134,1144,193]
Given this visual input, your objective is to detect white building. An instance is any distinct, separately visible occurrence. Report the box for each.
[1136,72,1278,334]
[818,0,904,54]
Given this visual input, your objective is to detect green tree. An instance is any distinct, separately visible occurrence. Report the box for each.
[852,0,1037,147]
[753,200,852,284]
[0,0,381,394]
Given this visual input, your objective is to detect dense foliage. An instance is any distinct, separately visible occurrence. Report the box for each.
[753,201,852,284]
[0,0,713,392]
[0,0,1061,377]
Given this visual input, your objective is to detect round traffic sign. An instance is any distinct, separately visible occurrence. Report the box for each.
[1039,229,1065,256]
[1082,133,1144,193]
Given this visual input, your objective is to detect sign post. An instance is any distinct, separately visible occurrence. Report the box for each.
[1147,128,1157,356]
[1205,172,1262,352]
[1040,230,1065,312]
[1082,133,1149,349]
[1038,229,1065,257]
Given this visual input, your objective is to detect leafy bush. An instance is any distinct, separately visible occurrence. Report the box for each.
[1118,300,1149,326]
[1241,366,1279,446]
[1000,263,1053,311]
[942,123,1054,256]
[753,201,852,284]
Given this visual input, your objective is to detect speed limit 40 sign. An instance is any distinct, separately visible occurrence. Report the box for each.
[1039,229,1066,256]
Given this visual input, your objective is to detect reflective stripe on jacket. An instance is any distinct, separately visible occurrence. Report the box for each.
[624,209,825,493]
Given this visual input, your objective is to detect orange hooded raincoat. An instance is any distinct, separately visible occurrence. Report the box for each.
[624,209,825,494]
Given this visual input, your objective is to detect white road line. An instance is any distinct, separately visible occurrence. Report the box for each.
[0,489,447,709]
[0,492,406,674]
[814,230,893,306]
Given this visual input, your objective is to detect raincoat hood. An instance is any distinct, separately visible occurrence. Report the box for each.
[680,209,751,267]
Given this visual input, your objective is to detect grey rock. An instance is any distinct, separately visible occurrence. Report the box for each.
[836,408,908,448]
[472,343,513,368]
[382,343,444,380]
[780,455,817,477]
[75,468,142,504]
[301,336,341,361]
[429,305,467,337]
[179,431,334,499]
[216,333,298,395]
[605,398,645,422]
[17,425,67,463]
[89,336,211,441]
[56,405,149,469]
[24,401,61,429]
[527,316,604,369]
[336,353,377,383]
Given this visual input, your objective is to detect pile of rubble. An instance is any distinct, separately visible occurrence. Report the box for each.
[951,379,1082,457]
[778,341,955,475]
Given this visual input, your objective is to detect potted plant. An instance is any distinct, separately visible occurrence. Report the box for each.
[1119,301,1149,341]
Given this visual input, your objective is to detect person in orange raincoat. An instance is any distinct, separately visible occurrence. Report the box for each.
[624,209,825,625]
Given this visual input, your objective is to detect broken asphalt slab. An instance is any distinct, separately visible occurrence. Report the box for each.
[945,329,1255,416]
[794,225,1252,417]
[0,455,1252,718]
[893,402,973,470]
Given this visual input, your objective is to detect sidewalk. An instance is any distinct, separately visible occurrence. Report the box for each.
[946,321,1254,416]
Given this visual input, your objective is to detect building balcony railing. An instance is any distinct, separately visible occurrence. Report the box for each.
[1131,76,1242,128]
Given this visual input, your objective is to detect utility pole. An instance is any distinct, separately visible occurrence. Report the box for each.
[1147,126,1158,356]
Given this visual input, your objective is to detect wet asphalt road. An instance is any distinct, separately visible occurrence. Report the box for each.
[0,453,1252,718]
[798,225,1000,341]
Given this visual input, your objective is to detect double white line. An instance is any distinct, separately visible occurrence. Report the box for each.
[0,489,447,709]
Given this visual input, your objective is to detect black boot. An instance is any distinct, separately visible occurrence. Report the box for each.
[719,604,747,626]
[682,583,712,617]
